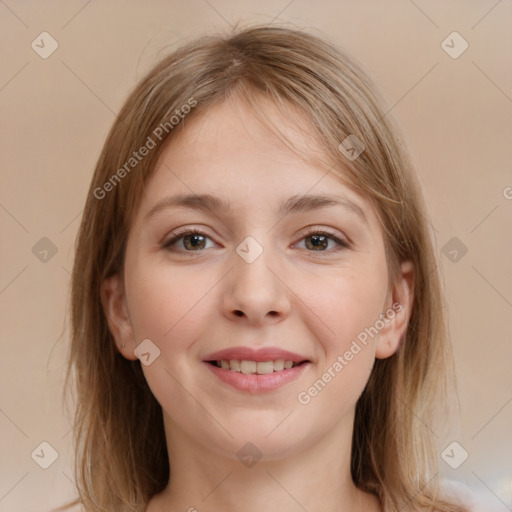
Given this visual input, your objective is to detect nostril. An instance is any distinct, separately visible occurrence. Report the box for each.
[234,310,244,317]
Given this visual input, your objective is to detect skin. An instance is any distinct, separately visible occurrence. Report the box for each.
[101,96,414,512]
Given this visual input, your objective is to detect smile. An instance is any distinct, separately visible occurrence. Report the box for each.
[210,359,303,374]
[204,360,310,393]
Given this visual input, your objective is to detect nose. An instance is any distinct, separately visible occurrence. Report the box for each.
[222,239,291,326]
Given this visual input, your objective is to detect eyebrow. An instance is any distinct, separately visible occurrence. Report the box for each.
[144,193,368,224]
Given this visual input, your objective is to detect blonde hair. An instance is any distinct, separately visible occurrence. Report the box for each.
[64,23,467,512]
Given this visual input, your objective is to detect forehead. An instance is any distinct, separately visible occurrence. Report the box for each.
[167,96,326,171]
[134,97,382,237]
[145,99,357,197]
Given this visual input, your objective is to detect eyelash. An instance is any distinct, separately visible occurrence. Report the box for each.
[162,227,350,255]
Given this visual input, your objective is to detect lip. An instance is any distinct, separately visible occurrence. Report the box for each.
[204,360,311,393]
[203,346,309,363]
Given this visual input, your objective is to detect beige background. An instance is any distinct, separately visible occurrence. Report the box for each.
[1,1,511,511]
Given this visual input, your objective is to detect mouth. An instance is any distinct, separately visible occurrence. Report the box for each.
[206,359,309,374]
[204,358,311,393]
[202,346,311,392]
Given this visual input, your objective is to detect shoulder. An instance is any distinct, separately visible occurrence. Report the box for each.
[440,478,507,512]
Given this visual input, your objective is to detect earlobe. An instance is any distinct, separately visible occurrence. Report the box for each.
[100,274,138,360]
[375,260,415,359]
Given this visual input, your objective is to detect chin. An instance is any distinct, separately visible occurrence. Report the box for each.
[203,422,311,463]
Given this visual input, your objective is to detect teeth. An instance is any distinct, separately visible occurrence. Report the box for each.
[240,360,256,374]
[273,359,285,371]
[256,361,274,374]
[216,359,301,374]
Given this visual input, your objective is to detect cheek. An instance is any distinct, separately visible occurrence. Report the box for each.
[293,264,387,400]
[124,263,214,417]
[126,261,214,343]
[295,284,382,415]
[298,264,388,346]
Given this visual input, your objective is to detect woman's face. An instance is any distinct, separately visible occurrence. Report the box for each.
[102,98,413,460]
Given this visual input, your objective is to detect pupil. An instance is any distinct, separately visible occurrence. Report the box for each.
[308,235,327,250]
[185,234,205,250]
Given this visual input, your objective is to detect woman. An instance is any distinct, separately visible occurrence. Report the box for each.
[64,24,471,512]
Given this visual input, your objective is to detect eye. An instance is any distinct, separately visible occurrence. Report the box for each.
[162,228,350,254]
[295,228,350,253]
[162,229,216,252]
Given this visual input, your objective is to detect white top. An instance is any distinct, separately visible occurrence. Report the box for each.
[442,478,511,512]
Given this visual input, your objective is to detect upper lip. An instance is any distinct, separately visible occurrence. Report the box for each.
[203,346,310,363]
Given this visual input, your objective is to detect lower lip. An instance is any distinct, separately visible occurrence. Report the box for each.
[204,362,310,393]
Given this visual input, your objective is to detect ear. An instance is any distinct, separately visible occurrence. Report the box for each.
[375,260,415,359]
[100,273,138,360]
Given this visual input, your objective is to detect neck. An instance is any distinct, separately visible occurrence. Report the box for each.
[147,411,382,512]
